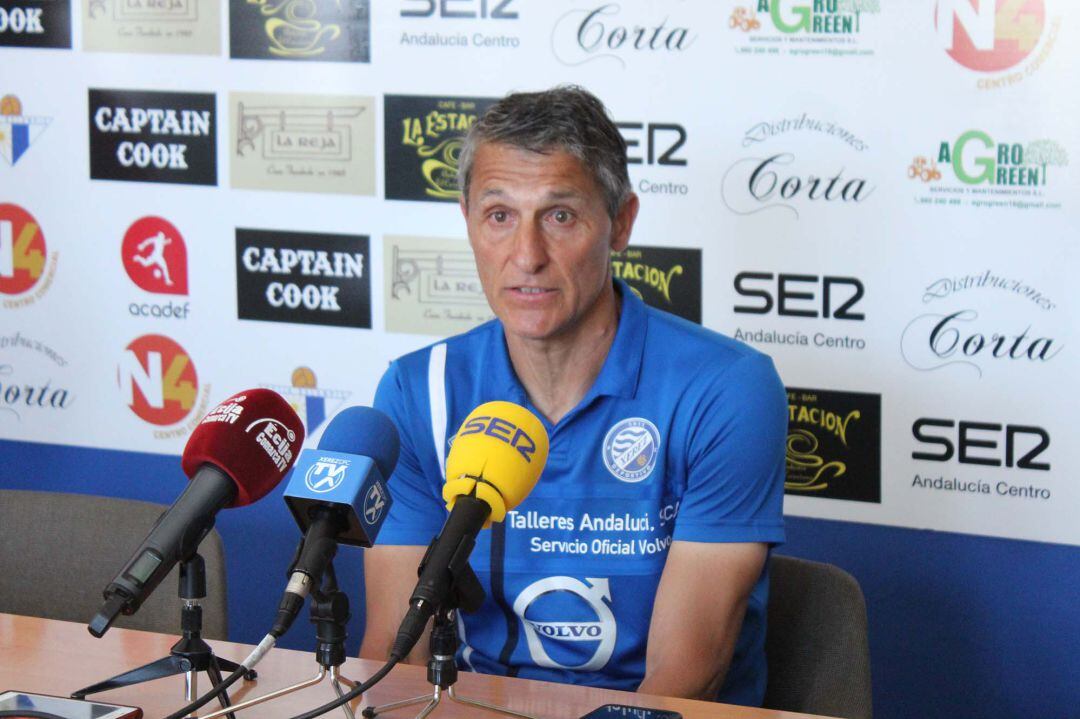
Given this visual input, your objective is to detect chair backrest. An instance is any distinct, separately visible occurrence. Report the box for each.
[764,554,872,719]
[0,489,228,639]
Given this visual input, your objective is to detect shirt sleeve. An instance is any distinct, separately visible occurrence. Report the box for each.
[373,357,449,545]
[671,351,787,545]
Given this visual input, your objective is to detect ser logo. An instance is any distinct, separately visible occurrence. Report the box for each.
[734,273,864,320]
[401,0,517,18]
[459,414,537,462]
[616,122,686,167]
[912,418,1049,471]
[118,334,197,426]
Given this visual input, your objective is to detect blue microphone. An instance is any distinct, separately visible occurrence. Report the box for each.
[272,406,399,637]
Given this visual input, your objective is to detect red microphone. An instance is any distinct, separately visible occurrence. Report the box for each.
[90,389,305,637]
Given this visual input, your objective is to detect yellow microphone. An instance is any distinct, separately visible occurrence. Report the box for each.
[443,400,549,527]
[391,401,548,660]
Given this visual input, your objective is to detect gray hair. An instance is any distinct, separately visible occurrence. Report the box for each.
[457,85,631,218]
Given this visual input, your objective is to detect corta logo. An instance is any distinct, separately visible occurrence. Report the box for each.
[734,273,864,320]
[723,153,873,217]
[459,414,537,462]
[900,270,1061,377]
[401,0,517,18]
[935,0,1045,72]
[912,418,1049,471]
[616,122,686,167]
[122,216,189,296]
[0,203,46,296]
[751,0,876,34]
[118,334,198,426]
[932,131,1067,187]
[551,3,694,68]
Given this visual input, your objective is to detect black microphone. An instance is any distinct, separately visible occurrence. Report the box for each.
[89,389,305,637]
[271,406,399,638]
[391,401,548,660]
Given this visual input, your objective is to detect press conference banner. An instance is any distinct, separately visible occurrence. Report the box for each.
[1,0,1077,547]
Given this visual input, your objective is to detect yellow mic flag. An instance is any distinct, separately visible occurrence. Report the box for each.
[443,401,549,526]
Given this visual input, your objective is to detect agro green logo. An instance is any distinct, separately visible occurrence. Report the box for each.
[936,131,1068,186]
[739,0,879,34]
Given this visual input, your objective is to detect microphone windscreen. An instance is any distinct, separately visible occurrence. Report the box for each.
[182,388,306,507]
[318,406,401,480]
[444,401,548,522]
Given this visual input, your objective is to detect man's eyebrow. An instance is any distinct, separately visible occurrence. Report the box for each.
[545,189,584,201]
[477,188,506,201]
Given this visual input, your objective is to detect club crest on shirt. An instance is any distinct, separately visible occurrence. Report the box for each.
[602,417,660,483]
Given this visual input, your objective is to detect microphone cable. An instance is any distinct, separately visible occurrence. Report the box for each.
[285,656,398,719]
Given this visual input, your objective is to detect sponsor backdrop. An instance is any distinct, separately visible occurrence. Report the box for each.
[2,2,1078,717]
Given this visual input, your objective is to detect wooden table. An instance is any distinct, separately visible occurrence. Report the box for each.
[0,614,832,719]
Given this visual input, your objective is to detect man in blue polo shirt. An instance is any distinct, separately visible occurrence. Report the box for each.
[360,86,786,706]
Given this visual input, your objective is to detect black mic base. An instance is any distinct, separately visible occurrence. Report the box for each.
[362,607,538,719]
[71,555,256,719]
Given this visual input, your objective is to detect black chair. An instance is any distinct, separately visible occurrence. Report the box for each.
[0,488,228,639]
[764,554,873,719]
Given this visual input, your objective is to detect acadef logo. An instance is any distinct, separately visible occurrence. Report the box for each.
[122,216,189,295]
[305,456,350,493]
[0,95,50,166]
[603,417,660,483]
[1,203,56,307]
[935,0,1044,72]
[364,483,387,525]
[512,577,617,672]
[118,334,198,426]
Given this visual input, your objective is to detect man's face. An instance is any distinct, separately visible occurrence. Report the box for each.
[461,142,638,343]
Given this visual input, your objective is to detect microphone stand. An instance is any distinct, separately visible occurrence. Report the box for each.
[362,554,538,719]
[71,554,254,719]
[200,562,362,719]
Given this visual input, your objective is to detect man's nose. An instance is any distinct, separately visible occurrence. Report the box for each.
[510,219,548,274]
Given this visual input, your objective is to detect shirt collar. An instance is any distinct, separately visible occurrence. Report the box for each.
[486,278,647,404]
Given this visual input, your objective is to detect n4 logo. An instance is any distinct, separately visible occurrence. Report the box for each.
[0,204,46,295]
[118,334,198,425]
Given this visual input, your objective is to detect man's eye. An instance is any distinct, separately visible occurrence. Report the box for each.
[551,210,572,224]
[490,210,509,223]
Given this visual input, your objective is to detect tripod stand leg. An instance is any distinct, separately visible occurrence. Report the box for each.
[361,692,433,718]
[72,655,188,698]
[207,655,240,719]
[185,668,197,703]
[447,685,540,719]
[330,669,358,719]
[413,685,444,719]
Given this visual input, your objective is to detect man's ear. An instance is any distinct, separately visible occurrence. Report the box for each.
[459,194,469,221]
[610,193,640,253]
